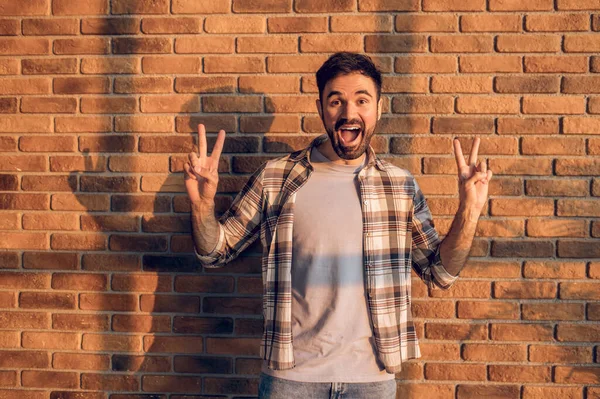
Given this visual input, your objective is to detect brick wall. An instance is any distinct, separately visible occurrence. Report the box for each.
[0,0,598,398]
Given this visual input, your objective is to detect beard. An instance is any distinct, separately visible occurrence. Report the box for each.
[324,117,376,160]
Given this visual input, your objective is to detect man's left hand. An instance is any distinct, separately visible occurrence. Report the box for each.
[453,137,493,214]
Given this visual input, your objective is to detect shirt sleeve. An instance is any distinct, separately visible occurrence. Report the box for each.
[195,163,266,268]
[410,179,459,290]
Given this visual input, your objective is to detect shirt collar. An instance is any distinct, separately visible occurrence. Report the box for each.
[289,134,386,172]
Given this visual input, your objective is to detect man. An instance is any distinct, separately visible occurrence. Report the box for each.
[184,53,492,398]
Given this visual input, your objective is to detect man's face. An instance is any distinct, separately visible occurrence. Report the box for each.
[317,72,382,161]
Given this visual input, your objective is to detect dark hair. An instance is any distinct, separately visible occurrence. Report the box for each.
[316,52,382,102]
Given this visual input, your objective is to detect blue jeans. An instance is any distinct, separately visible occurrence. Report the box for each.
[258,373,397,399]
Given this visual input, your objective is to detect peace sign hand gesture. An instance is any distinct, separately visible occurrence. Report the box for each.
[184,124,226,205]
[453,137,492,213]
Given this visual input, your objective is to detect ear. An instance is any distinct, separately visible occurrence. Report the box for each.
[316,99,323,120]
[377,97,382,121]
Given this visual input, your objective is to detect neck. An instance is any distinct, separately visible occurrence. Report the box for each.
[317,139,366,166]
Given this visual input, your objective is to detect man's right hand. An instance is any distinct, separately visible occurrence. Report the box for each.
[184,123,226,205]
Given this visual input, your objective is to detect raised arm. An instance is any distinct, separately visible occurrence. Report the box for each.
[439,137,493,276]
[184,124,226,255]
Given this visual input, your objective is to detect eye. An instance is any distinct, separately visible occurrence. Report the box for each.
[330,99,341,106]
[358,98,369,105]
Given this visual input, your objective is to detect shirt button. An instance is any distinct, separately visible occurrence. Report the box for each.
[363,200,368,205]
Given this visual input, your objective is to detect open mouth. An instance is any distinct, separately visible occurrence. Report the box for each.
[338,126,362,147]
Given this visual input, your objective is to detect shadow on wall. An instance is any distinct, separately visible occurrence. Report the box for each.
[61,1,432,398]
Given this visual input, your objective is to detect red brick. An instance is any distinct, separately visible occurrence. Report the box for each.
[111,274,172,292]
[22,371,78,389]
[490,0,553,10]
[457,385,519,399]
[457,301,519,319]
[393,96,453,114]
[395,14,456,32]
[431,76,492,93]
[81,97,137,114]
[0,78,51,95]
[54,38,110,54]
[142,17,201,33]
[556,159,600,176]
[425,322,488,340]
[144,336,203,353]
[456,95,519,114]
[21,97,77,114]
[394,56,454,74]
[460,55,522,73]
[529,344,593,363]
[425,363,486,381]
[522,387,583,399]
[52,314,109,331]
[111,0,169,14]
[524,55,588,73]
[0,19,19,35]
[81,17,141,35]
[0,136,16,151]
[564,34,600,52]
[204,56,264,73]
[497,35,561,52]
[175,76,236,93]
[558,199,600,217]
[526,13,589,32]
[237,36,298,53]
[112,314,170,333]
[431,35,492,52]
[82,254,141,272]
[109,155,169,172]
[79,135,136,153]
[23,252,78,270]
[558,0,600,9]
[489,365,551,383]
[523,303,585,321]
[22,331,78,349]
[526,179,589,196]
[461,14,521,32]
[50,155,106,172]
[462,344,526,362]
[172,0,230,14]
[142,375,202,393]
[460,260,521,278]
[205,16,265,33]
[81,373,139,391]
[51,233,106,251]
[0,38,49,55]
[23,213,78,230]
[21,58,76,75]
[54,77,110,94]
[53,0,108,15]
[295,0,355,12]
[239,76,299,94]
[143,56,201,74]
[81,57,140,74]
[496,76,560,94]
[0,311,49,329]
[51,194,109,212]
[497,117,558,134]
[564,76,600,94]
[527,219,587,238]
[23,18,77,35]
[112,37,171,54]
[524,96,586,114]
[267,55,328,73]
[52,353,110,371]
[301,34,363,53]
[490,323,554,341]
[331,15,392,32]
[267,16,327,33]
[19,292,77,310]
[233,0,292,13]
[175,36,234,54]
[555,366,600,384]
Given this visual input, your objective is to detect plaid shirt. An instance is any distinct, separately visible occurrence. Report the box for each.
[197,135,458,373]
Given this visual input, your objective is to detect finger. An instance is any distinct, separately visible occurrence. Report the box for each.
[183,162,197,180]
[465,171,488,186]
[198,124,207,158]
[469,137,480,166]
[210,129,226,161]
[189,151,201,169]
[453,138,467,168]
[486,169,493,181]
[479,159,487,174]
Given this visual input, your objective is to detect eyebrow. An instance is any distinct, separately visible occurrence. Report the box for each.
[326,89,374,100]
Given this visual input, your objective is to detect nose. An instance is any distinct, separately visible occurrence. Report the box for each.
[341,101,359,120]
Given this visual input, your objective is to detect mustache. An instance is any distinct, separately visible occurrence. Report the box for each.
[335,119,364,131]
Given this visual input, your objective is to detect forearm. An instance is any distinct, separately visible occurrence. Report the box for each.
[191,200,220,256]
[439,205,480,276]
